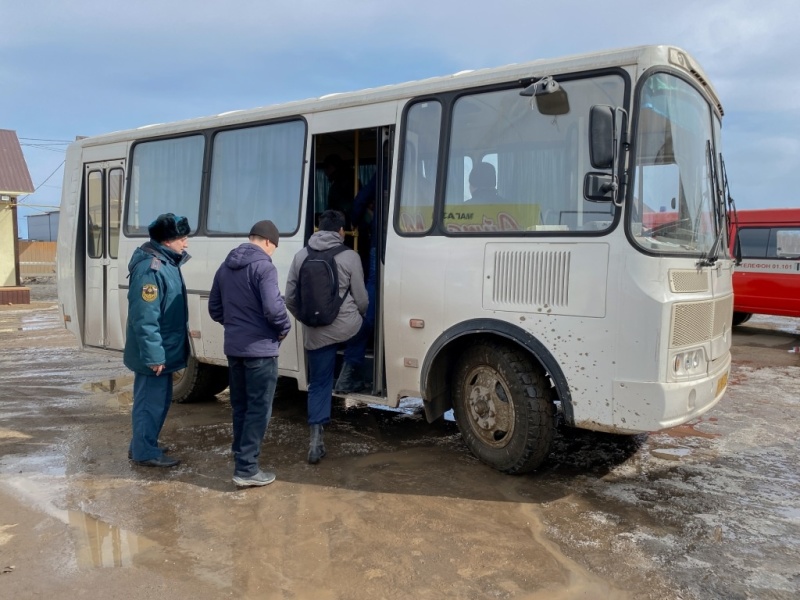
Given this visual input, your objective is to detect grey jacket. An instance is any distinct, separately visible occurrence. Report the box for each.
[285,230,368,351]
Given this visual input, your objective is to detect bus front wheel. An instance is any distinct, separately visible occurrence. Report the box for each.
[452,341,554,474]
[172,356,229,403]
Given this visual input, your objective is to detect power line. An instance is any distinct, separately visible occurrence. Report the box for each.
[21,143,67,153]
[16,161,66,205]
[19,137,72,143]
[8,202,60,210]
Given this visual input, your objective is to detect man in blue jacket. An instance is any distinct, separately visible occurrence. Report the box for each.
[209,220,291,487]
[124,213,191,468]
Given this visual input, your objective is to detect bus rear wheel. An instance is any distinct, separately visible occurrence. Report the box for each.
[732,311,752,327]
[452,341,554,474]
[172,356,229,403]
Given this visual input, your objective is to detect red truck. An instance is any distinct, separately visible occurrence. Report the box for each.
[730,208,800,325]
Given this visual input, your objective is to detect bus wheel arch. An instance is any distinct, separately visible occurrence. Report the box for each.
[421,320,572,472]
[172,356,229,403]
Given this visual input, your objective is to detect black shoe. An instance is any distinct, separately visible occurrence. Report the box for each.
[128,444,171,460]
[133,456,181,468]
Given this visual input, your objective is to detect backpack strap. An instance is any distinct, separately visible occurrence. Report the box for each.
[307,244,348,259]
[307,243,349,296]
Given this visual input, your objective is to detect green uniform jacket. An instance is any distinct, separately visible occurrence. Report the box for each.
[123,241,190,375]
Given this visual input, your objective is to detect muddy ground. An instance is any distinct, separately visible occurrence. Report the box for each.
[0,279,798,599]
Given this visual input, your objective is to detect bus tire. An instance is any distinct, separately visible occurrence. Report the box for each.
[172,357,229,403]
[732,312,752,327]
[452,341,554,474]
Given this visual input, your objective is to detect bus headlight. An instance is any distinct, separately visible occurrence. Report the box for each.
[672,349,706,377]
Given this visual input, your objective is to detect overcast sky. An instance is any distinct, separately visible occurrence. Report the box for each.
[2,0,797,238]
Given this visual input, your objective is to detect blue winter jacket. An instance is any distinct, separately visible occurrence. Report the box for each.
[208,243,291,358]
[123,241,190,375]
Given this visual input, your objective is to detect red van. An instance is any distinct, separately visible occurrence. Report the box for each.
[730,208,800,325]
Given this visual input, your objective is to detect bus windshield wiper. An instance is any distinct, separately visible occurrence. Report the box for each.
[720,154,741,266]
[697,230,722,267]
[697,141,724,267]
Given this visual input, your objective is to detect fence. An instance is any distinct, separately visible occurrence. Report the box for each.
[18,241,57,277]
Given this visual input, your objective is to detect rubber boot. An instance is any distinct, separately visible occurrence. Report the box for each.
[308,424,327,464]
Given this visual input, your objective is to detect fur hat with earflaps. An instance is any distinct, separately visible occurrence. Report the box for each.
[148,213,191,243]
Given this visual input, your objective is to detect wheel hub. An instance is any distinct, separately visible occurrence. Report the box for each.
[463,365,515,448]
[469,389,496,429]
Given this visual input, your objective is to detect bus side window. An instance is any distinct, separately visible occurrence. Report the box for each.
[398,101,442,235]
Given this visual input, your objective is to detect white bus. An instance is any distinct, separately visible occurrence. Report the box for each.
[58,45,734,473]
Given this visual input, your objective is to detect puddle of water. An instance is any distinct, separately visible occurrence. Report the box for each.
[651,447,692,461]
[0,451,66,477]
[84,377,134,394]
[17,312,60,332]
[106,390,133,411]
[0,428,32,441]
[662,423,718,439]
[69,509,160,568]
[81,378,134,411]
[776,506,800,522]
[1,475,163,568]
[746,314,800,336]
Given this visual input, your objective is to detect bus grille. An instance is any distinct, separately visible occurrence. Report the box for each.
[712,295,733,337]
[491,250,571,307]
[669,269,709,293]
[670,296,732,348]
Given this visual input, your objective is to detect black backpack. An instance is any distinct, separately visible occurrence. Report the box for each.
[295,244,349,327]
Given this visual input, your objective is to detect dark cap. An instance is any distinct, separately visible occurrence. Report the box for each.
[148,213,191,243]
[249,220,280,247]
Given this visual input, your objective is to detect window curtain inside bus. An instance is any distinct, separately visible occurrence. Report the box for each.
[314,164,375,214]
[127,136,204,235]
[208,121,305,234]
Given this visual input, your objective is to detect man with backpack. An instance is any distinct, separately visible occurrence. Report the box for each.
[285,210,368,464]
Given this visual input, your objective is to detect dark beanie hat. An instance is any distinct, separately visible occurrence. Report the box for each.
[249,220,280,247]
[148,213,191,243]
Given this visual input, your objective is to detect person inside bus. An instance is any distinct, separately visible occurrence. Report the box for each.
[337,138,392,382]
[123,213,191,468]
[467,161,504,204]
[323,154,354,224]
[334,166,383,394]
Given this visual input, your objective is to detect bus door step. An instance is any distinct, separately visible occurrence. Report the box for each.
[333,391,393,407]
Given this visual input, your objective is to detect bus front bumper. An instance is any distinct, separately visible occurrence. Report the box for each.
[608,356,731,434]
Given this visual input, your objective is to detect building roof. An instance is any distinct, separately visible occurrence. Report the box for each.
[0,129,34,196]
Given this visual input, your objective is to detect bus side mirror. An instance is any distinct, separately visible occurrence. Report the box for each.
[589,105,614,169]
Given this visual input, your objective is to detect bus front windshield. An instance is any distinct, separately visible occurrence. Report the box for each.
[629,73,721,256]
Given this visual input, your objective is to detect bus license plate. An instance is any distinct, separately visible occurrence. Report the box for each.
[715,371,729,396]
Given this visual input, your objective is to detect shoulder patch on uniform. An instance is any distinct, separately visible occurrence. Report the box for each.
[149,257,161,271]
[142,284,158,302]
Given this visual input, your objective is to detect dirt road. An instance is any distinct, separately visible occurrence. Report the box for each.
[1,283,798,599]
